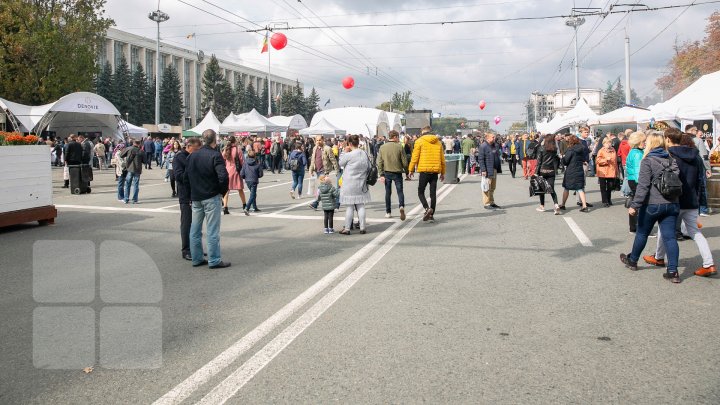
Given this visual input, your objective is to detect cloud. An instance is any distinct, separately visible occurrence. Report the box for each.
[106,0,716,129]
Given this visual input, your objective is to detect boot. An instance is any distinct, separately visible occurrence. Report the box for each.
[62,180,69,188]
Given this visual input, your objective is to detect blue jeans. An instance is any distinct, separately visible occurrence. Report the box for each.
[291,170,305,195]
[383,172,405,213]
[629,203,680,272]
[124,172,140,203]
[246,182,258,210]
[190,195,222,266]
[117,174,126,200]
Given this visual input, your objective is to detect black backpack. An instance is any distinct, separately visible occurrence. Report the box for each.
[365,152,378,187]
[527,141,539,159]
[652,155,683,200]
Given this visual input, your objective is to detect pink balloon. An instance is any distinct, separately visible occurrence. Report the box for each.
[494,116,501,125]
[479,100,486,110]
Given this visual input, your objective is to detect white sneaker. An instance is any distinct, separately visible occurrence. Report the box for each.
[385,213,392,218]
[290,191,295,199]
[536,207,545,212]
[164,178,168,182]
[699,212,709,217]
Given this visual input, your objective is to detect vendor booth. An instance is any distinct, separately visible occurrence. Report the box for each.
[299,117,347,137]
[118,120,149,139]
[219,109,285,134]
[33,92,128,141]
[310,107,390,138]
[184,109,221,137]
[268,114,308,138]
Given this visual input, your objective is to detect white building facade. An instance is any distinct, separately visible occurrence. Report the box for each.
[100,27,301,128]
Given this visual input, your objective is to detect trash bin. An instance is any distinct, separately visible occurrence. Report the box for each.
[68,164,91,194]
[708,165,720,209]
[443,153,463,184]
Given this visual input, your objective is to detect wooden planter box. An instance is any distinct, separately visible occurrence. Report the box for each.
[0,145,57,227]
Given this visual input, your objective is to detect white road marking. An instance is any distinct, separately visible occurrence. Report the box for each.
[152,179,462,405]
[157,204,179,210]
[261,213,396,223]
[264,199,311,216]
[563,217,593,247]
[56,204,179,213]
[197,181,461,404]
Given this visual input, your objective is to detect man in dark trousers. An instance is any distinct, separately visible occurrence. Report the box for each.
[174,138,201,261]
[478,132,503,210]
[63,135,83,188]
[187,130,231,269]
[143,136,155,169]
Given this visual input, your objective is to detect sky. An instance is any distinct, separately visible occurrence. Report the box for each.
[103,0,718,131]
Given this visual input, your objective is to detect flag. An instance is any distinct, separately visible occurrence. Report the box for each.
[186,33,195,39]
[261,32,268,53]
[324,99,330,107]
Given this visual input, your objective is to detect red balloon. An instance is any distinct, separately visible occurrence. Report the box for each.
[342,76,355,89]
[270,32,287,50]
[479,100,486,110]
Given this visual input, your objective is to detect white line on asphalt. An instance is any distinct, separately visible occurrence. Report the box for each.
[264,199,310,216]
[152,177,463,405]
[56,204,179,213]
[157,204,179,210]
[261,213,397,223]
[563,217,593,247]
[196,181,461,404]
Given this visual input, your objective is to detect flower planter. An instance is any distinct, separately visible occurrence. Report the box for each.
[0,145,57,227]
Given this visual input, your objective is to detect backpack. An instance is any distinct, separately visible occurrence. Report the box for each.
[365,152,378,187]
[652,155,683,200]
[289,154,300,171]
[527,141,539,159]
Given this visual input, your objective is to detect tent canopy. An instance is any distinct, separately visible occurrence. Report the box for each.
[35,92,124,140]
[648,71,720,121]
[267,114,308,131]
[385,112,403,133]
[186,109,221,137]
[310,107,390,137]
[590,105,652,126]
[118,119,149,139]
[0,97,53,132]
[299,117,347,136]
[219,109,284,133]
[538,99,598,134]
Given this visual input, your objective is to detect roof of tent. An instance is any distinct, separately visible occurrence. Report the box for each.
[118,119,149,139]
[0,97,53,132]
[538,99,598,133]
[299,117,347,136]
[590,105,652,125]
[38,92,124,140]
[646,71,720,122]
[536,113,565,134]
[186,110,221,136]
[219,109,286,133]
[310,107,390,137]
[267,114,308,130]
[385,112,403,133]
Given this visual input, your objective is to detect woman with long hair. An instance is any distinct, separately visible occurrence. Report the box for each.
[222,136,248,215]
[535,134,560,214]
[620,132,682,283]
[559,135,589,212]
[625,132,645,233]
[166,140,181,197]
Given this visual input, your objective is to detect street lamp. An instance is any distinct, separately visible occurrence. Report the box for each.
[125,112,129,123]
[148,7,169,126]
[565,15,585,104]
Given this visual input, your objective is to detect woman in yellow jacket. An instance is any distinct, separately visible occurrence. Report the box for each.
[596,137,619,207]
[408,126,446,222]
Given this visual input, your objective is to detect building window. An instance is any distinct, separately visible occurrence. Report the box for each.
[159,54,168,85]
[196,63,202,119]
[184,60,191,124]
[114,41,125,70]
[130,46,140,72]
[97,41,107,68]
[146,50,155,83]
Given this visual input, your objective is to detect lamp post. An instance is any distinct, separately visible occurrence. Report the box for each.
[125,112,129,123]
[565,15,585,104]
[148,6,169,126]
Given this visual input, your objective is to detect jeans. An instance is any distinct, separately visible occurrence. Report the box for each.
[656,209,714,268]
[418,172,438,211]
[124,172,140,203]
[190,195,222,266]
[155,152,162,166]
[383,172,405,214]
[463,155,470,174]
[117,173,126,200]
[588,157,596,176]
[345,203,366,230]
[629,203,680,272]
[291,170,305,196]
[246,182,258,210]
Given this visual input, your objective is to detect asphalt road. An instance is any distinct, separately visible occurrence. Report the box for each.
[1,163,719,404]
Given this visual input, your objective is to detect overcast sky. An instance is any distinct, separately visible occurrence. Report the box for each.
[104,0,717,130]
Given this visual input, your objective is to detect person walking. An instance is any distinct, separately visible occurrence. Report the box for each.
[94,140,106,170]
[518,133,533,179]
[686,124,712,216]
[240,150,264,213]
[289,143,308,199]
[478,133,502,210]
[377,130,408,220]
[596,137,619,207]
[308,136,339,209]
[620,132,681,283]
[338,135,371,235]
[316,175,340,234]
[535,134,561,215]
[625,132,646,233]
[143,137,154,169]
[79,135,94,192]
[461,135,475,175]
[270,136,283,173]
[111,143,126,202]
[559,135,589,212]
[409,126,446,222]
[119,139,146,204]
[222,136,248,215]
[187,130,230,269]
[165,141,181,197]
[504,134,520,178]
[174,138,201,260]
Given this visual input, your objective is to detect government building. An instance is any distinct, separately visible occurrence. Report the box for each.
[99,27,301,129]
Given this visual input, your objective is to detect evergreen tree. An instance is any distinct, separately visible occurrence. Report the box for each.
[261,84,277,116]
[281,80,306,118]
[95,61,113,102]
[233,78,246,114]
[159,66,184,125]
[201,55,233,119]
[146,78,157,124]
[111,55,132,119]
[244,82,260,113]
[304,87,321,121]
[129,63,150,125]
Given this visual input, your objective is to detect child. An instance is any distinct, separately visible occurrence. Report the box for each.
[240,150,264,215]
[316,175,340,234]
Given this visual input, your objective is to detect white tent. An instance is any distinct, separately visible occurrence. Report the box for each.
[310,107,390,137]
[33,92,125,140]
[0,98,53,132]
[267,114,308,131]
[219,109,286,133]
[386,112,403,133]
[186,109,221,136]
[538,99,598,134]
[117,120,149,139]
[299,117,347,136]
[536,113,565,134]
[648,71,720,121]
[590,106,652,125]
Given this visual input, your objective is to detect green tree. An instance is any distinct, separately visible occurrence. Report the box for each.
[304,87,321,121]
[280,80,306,117]
[128,63,149,125]
[244,82,260,113]
[376,101,392,111]
[390,91,414,112]
[260,84,276,116]
[233,78,246,114]
[159,66,184,125]
[0,0,114,104]
[146,78,156,124]
[432,117,467,136]
[95,61,113,102]
[111,55,132,119]
[201,55,233,119]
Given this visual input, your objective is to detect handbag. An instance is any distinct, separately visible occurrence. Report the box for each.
[234,146,242,174]
[364,152,378,187]
[529,176,543,196]
[624,195,633,208]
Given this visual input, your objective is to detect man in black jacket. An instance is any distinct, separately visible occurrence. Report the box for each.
[478,133,502,210]
[186,130,230,269]
[174,138,201,261]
